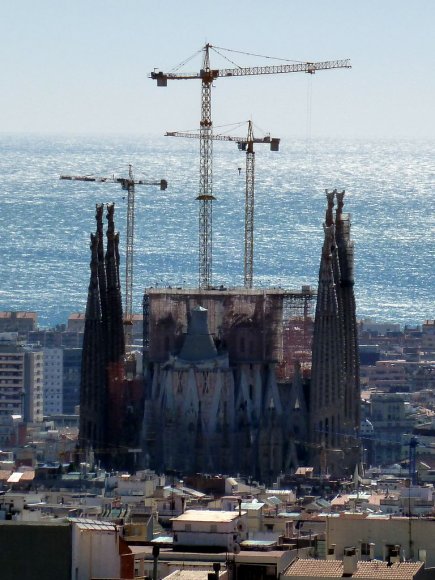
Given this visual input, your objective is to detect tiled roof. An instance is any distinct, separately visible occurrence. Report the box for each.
[284,559,423,579]
[284,559,344,577]
[0,470,13,481]
[19,470,35,481]
[353,561,423,579]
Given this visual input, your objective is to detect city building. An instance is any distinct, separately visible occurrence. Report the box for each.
[0,333,44,436]
[326,513,435,566]
[0,311,37,335]
[62,348,81,414]
[42,347,63,415]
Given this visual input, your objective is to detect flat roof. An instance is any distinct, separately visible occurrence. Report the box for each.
[172,510,244,523]
[68,518,116,532]
[0,311,37,319]
[241,502,264,511]
[68,313,85,320]
[166,572,225,579]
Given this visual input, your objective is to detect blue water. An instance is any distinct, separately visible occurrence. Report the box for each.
[0,134,433,328]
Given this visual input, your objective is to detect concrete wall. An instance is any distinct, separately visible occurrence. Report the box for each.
[71,524,121,580]
[0,521,71,580]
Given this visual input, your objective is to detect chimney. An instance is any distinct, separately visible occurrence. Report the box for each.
[343,547,358,575]
[388,545,401,564]
[326,544,336,560]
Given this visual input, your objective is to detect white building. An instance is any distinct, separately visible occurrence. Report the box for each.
[24,347,44,423]
[0,334,44,433]
[42,348,63,415]
[172,509,248,551]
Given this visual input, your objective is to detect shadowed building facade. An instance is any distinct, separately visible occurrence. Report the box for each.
[141,288,311,483]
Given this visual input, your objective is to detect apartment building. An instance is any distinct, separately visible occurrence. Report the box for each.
[43,348,63,416]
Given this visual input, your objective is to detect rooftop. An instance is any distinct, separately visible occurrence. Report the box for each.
[172,510,244,523]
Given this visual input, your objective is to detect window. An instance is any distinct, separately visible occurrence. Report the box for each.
[360,542,371,556]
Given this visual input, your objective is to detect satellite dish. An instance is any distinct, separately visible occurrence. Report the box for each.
[233,543,241,555]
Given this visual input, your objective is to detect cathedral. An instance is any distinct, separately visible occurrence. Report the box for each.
[79,191,360,480]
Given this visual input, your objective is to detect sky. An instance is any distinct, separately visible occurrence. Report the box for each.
[1,0,435,139]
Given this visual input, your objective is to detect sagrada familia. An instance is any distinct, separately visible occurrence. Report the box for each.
[79,190,360,480]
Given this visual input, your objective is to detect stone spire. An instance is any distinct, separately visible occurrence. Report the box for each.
[309,190,360,475]
[334,190,360,455]
[309,196,345,472]
[105,203,125,363]
[95,204,108,344]
[79,232,106,452]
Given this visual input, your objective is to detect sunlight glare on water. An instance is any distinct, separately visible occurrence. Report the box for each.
[0,135,433,328]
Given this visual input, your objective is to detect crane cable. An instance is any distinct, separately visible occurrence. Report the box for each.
[211,45,306,64]
[306,74,313,160]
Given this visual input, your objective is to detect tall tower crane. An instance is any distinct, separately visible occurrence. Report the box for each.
[166,121,280,288]
[60,167,167,356]
[150,43,351,289]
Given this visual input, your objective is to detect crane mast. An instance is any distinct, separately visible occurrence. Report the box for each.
[151,44,351,289]
[120,165,137,350]
[166,120,279,288]
[244,121,255,289]
[60,169,167,357]
[198,44,215,289]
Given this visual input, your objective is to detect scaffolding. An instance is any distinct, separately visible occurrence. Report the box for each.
[142,285,315,378]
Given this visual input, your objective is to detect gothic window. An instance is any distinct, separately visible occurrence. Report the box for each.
[203,373,209,394]
[331,416,335,446]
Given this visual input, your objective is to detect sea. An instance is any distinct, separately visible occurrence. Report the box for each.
[0,134,433,329]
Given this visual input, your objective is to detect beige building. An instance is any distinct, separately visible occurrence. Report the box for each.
[67,313,86,333]
[326,514,435,566]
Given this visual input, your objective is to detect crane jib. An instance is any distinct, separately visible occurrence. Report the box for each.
[150,59,351,84]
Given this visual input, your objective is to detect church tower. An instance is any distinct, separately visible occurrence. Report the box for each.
[79,203,126,463]
[79,208,108,455]
[309,190,360,476]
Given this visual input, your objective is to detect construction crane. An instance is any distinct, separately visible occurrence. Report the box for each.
[150,43,351,289]
[166,120,280,288]
[60,167,167,357]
